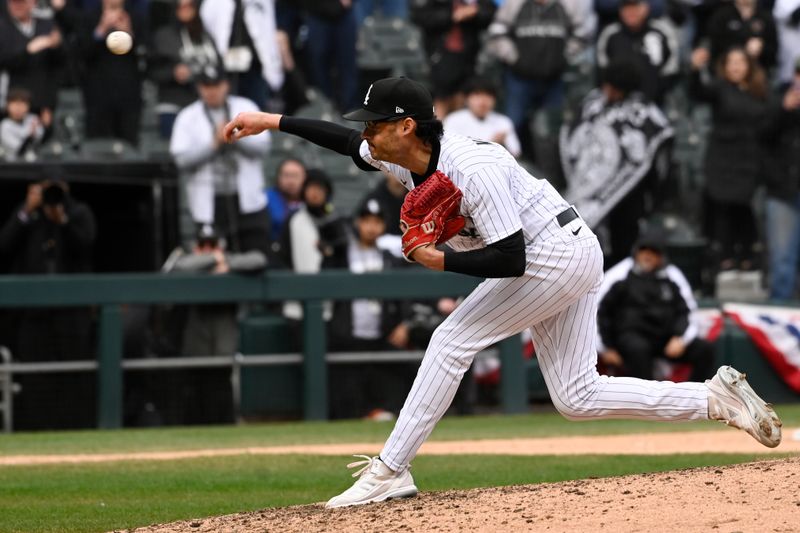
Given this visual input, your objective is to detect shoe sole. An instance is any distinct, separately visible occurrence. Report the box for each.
[327,485,419,509]
[717,366,782,447]
[373,485,419,504]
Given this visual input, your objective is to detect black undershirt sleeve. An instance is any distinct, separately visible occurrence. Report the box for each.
[278,116,377,172]
[443,230,526,278]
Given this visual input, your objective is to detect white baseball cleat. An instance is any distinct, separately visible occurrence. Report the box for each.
[325,455,418,509]
[706,365,782,448]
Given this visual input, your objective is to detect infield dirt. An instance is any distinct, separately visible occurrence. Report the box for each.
[129,456,800,533]
[120,431,800,533]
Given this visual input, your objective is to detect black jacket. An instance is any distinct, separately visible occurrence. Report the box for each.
[489,0,574,80]
[0,15,64,112]
[598,260,691,348]
[411,0,496,90]
[324,238,407,350]
[763,101,800,202]
[76,8,144,103]
[706,3,778,69]
[690,70,774,204]
[148,23,223,109]
[596,18,680,104]
[0,199,96,274]
[411,0,496,58]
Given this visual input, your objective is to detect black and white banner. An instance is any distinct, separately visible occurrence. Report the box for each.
[559,90,674,227]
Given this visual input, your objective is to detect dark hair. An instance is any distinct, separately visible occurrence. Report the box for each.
[601,60,642,94]
[413,119,444,146]
[463,76,498,97]
[276,157,306,177]
[7,87,32,104]
[302,168,333,200]
[716,46,768,100]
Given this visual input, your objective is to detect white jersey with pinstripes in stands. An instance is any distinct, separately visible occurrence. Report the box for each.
[358,132,570,252]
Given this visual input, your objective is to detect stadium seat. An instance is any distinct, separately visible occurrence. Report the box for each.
[357,16,427,78]
[80,137,142,162]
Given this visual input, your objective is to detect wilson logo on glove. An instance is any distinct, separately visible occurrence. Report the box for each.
[399,171,465,260]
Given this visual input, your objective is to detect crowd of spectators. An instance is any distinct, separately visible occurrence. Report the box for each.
[0,0,799,426]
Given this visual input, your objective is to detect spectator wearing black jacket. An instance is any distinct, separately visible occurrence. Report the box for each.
[690,45,773,273]
[324,199,415,419]
[763,62,800,300]
[0,0,64,127]
[597,230,715,381]
[148,0,223,139]
[0,179,96,431]
[411,0,496,119]
[704,0,778,71]
[325,199,409,352]
[76,0,145,146]
[596,0,680,106]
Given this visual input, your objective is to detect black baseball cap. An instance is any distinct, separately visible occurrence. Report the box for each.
[357,198,385,219]
[633,227,668,255]
[196,223,220,242]
[343,77,435,122]
[196,65,227,86]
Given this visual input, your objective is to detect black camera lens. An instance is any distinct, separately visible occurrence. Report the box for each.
[42,184,66,206]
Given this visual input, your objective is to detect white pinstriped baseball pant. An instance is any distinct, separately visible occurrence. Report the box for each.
[380,218,710,471]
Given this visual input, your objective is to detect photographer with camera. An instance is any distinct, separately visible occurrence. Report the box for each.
[0,179,96,276]
[166,223,267,360]
[0,178,96,429]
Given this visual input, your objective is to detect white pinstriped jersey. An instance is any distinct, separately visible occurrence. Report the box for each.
[351,130,713,476]
[358,133,570,252]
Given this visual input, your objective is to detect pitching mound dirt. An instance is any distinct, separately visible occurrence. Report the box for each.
[130,457,800,533]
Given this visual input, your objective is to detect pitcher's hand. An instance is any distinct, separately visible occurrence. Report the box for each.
[223,112,281,142]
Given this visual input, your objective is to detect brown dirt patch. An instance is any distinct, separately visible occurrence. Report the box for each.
[6,427,800,466]
[129,457,800,533]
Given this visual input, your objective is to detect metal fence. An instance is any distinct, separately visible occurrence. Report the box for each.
[0,270,527,431]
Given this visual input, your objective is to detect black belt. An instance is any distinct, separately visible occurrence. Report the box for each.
[556,207,579,227]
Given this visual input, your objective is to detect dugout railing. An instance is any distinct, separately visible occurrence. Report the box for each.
[0,270,529,431]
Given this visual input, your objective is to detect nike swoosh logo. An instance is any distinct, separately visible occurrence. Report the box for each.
[572,227,582,236]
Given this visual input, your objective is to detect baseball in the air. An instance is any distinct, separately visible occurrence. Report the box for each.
[106,31,133,55]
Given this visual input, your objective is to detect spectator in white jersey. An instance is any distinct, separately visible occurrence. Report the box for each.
[170,68,272,256]
[443,77,521,158]
[223,76,782,509]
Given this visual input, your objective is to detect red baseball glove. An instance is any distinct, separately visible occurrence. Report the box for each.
[399,171,465,259]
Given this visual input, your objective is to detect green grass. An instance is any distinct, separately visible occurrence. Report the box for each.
[1,406,798,532]
[0,453,789,533]
[2,404,799,456]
